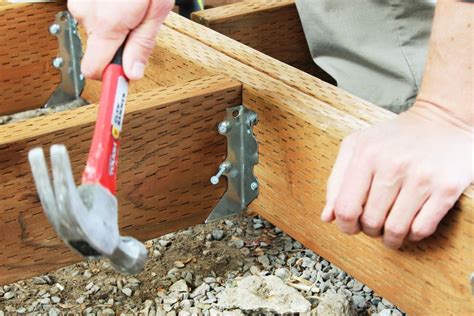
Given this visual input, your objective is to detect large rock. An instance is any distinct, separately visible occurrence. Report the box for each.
[216,276,311,314]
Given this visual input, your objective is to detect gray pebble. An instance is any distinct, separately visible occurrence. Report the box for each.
[122,288,133,297]
[301,270,311,280]
[102,308,115,315]
[250,266,260,275]
[191,283,210,298]
[32,277,48,285]
[163,297,178,305]
[319,282,329,293]
[301,257,315,269]
[293,241,303,249]
[76,296,86,304]
[257,255,270,267]
[51,296,60,304]
[3,291,15,300]
[180,299,192,309]
[352,280,364,292]
[211,229,225,241]
[352,294,366,309]
[48,308,60,316]
[274,268,290,280]
[159,239,172,247]
[228,239,244,249]
[253,223,263,229]
[16,307,26,313]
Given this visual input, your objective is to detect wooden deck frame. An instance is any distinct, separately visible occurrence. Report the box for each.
[0,2,472,314]
[0,75,240,284]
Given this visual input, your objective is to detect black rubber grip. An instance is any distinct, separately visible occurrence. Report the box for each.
[111,43,125,66]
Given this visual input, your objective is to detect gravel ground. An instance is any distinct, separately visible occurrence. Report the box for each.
[0,215,405,315]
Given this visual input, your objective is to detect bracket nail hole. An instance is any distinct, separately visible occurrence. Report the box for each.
[232,110,240,118]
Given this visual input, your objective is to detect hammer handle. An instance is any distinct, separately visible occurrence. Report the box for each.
[82,44,128,194]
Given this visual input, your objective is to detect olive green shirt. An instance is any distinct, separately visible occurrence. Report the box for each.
[296,0,436,113]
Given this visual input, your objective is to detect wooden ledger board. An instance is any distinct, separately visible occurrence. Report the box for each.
[0,2,473,315]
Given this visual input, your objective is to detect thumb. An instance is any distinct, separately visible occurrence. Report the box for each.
[122,18,161,81]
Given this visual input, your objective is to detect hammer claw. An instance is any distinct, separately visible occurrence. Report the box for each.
[28,147,61,229]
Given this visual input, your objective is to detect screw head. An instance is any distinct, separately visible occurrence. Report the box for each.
[210,176,220,185]
[52,57,64,69]
[248,112,258,125]
[49,24,61,35]
[250,181,258,191]
[218,121,231,134]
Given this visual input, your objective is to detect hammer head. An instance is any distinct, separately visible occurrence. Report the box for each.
[28,145,147,274]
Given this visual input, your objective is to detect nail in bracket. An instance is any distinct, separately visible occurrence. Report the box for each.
[45,11,87,108]
[206,105,259,223]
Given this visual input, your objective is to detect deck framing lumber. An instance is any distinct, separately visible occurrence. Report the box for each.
[0,1,67,115]
[0,75,241,284]
[0,2,472,314]
[160,14,473,315]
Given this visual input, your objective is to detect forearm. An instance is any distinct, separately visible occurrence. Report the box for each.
[415,0,473,127]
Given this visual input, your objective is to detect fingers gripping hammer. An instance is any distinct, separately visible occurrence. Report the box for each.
[28,45,148,274]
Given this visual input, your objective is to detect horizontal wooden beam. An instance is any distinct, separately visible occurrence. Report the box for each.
[160,14,474,315]
[191,0,335,83]
[0,75,241,285]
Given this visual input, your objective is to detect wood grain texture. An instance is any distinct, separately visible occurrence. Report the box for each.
[0,0,212,116]
[191,0,335,83]
[157,15,473,315]
[0,3,472,314]
[0,75,241,285]
[166,13,390,125]
[0,2,67,115]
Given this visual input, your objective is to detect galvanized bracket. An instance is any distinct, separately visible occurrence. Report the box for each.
[206,105,259,223]
[45,11,87,108]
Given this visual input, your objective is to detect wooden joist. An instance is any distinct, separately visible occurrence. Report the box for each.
[159,14,473,315]
[0,75,240,284]
[191,0,335,83]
